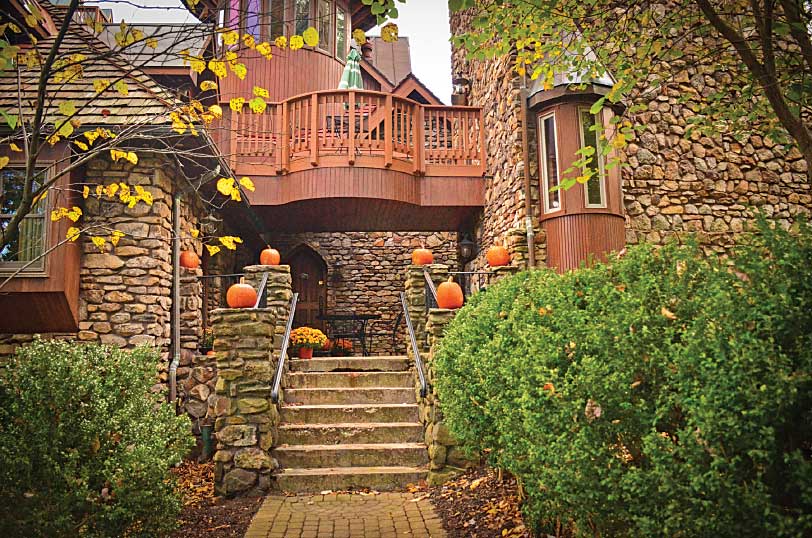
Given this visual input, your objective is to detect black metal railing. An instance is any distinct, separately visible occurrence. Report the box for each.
[252,272,269,309]
[424,270,439,310]
[271,292,299,404]
[401,291,427,398]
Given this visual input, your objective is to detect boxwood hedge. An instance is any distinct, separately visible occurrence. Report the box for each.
[0,341,193,537]
[434,219,812,537]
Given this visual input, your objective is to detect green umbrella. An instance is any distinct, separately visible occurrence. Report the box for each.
[338,47,363,90]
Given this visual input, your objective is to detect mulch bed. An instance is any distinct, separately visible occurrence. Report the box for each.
[171,461,263,538]
[427,466,532,538]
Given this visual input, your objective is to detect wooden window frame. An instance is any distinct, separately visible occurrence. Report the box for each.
[577,106,607,209]
[538,112,562,215]
[335,4,347,62]
[316,0,333,55]
[0,166,49,276]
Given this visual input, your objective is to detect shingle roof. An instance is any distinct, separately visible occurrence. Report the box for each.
[0,3,183,129]
[97,23,210,69]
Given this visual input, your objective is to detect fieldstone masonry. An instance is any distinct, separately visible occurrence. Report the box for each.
[210,265,293,497]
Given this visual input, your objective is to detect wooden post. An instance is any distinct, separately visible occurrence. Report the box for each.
[310,93,319,167]
[414,105,424,175]
[348,91,356,166]
[228,108,238,170]
[281,101,290,173]
[274,102,283,173]
[384,94,393,168]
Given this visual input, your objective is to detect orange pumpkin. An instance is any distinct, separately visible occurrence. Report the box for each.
[411,248,434,266]
[179,250,200,269]
[260,247,281,266]
[226,278,257,308]
[486,245,510,267]
[436,277,464,309]
[206,350,216,357]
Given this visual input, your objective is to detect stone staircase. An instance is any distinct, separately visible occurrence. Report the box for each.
[274,355,428,492]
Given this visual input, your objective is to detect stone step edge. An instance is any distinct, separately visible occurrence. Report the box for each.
[276,465,428,476]
[290,356,408,361]
[274,442,427,452]
[278,422,422,430]
[280,403,418,410]
[284,387,415,393]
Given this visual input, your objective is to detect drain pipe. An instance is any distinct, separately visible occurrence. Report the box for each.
[169,191,181,404]
[519,82,537,268]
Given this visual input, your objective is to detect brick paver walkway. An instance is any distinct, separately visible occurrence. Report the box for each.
[244,492,447,538]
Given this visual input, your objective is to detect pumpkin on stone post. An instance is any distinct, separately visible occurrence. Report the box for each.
[436,277,464,309]
[226,278,257,308]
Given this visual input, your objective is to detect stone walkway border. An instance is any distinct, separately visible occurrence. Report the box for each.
[245,492,447,538]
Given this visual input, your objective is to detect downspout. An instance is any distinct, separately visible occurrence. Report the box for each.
[519,80,537,268]
[169,191,181,404]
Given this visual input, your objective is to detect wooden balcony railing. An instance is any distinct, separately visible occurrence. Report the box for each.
[226,90,485,177]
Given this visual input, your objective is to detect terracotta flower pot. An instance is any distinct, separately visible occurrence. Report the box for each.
[298,347,313,359]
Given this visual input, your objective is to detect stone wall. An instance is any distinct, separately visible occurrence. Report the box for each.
[210,308,279,497]
[264,232,458,354]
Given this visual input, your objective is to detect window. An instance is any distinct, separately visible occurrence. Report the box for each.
[578,107,606,208]
[243,0,261,38]
[336,6,347,60]
[1,168,46,266]
[267,0,286,39]
[538,113,561,213]
[317,0,332,52]
[294,0,310,36]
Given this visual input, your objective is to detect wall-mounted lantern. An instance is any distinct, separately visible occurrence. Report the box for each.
[451,75,471,106]
[458,233,477,264]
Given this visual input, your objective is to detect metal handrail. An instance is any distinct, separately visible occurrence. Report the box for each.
[252,272,269,309]
[271,292,299,404]
[401,291,427,398]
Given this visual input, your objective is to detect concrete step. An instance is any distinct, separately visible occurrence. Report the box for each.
[277,422,424,445]
[288,356,410,373]
[284,387,415,405]
[285,371,414,389]
[274,442,429,469]
[279,404,419,425]
[276,466,428,493]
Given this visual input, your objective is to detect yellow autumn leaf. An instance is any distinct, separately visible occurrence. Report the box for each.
[59,101,76,116]
[84,130,99,144]
[231,63,247,80]
[134,185,153,205]
[253,86,269,98]
[146,37,158,49]
[239,176,255,192]
[91,236,106,252]
[66,226,80,241]
[110,149,127,161]
[25,14,38,28]
[242,33,256,48]
[209,104,223,119]
[206,244,221,256]
[256,41,272,59]
[274,36,287,48]
[47,134,60,145]
[229,98,245,113]
[51,208,65,221]
[217,177,236,196]
[190,57,206,74]
[0,156,8,170]
[32,190,46,205]
[114,80,129,96]
[66,206,82,222]
[93,79,110,93]
[289,35,304,50]
[381,23,398,43]
[9,142,22,152]
[208,59,227,78]
[248,97,266,114]
[190,227,200,238]
[125,151,138,165]
[200,80,217,91]
[57,120,74,138]
[110,230,125,246]
[221,30,239,46]
[73,140,88,151]
[302,27,319,47]
[96,184,104,197]
[82,185,90,199]
[352,29,366,46]
[104,183,119,197]
[218,235,243,250]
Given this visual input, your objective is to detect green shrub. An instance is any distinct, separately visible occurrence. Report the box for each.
[435,219,812,537]
[0,340,193,537]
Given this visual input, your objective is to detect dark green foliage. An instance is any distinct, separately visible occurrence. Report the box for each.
[0,340,193,537]
[435,219,812,537]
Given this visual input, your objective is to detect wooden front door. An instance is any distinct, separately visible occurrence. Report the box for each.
[287,246,327,330]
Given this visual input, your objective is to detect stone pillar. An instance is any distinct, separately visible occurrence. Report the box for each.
[210,308,279,497]
[505,226,546,269]
[404,264,449,353]
[243,265,293,361]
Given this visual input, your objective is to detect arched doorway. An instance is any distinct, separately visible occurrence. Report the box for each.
[285,245,327,330]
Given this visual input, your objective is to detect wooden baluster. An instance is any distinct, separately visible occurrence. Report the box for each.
[414,104,424,175]
[348,91,356,165]
[311,93,319,166]
[384,94,393,167]
[229,106,238,169]
[462,111,469,165]
[274,103,282,173]
[479,109,486,176]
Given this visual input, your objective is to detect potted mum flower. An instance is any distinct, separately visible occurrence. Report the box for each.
[290,326,327,359]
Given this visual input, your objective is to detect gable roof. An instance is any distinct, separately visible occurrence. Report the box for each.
[392,73,443,105]
[0,3,182,129]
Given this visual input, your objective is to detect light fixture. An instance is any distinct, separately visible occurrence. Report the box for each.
[451,75,471,106]
[458,233,476,264]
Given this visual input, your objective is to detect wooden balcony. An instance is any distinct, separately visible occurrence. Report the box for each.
[212,90,485,231]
